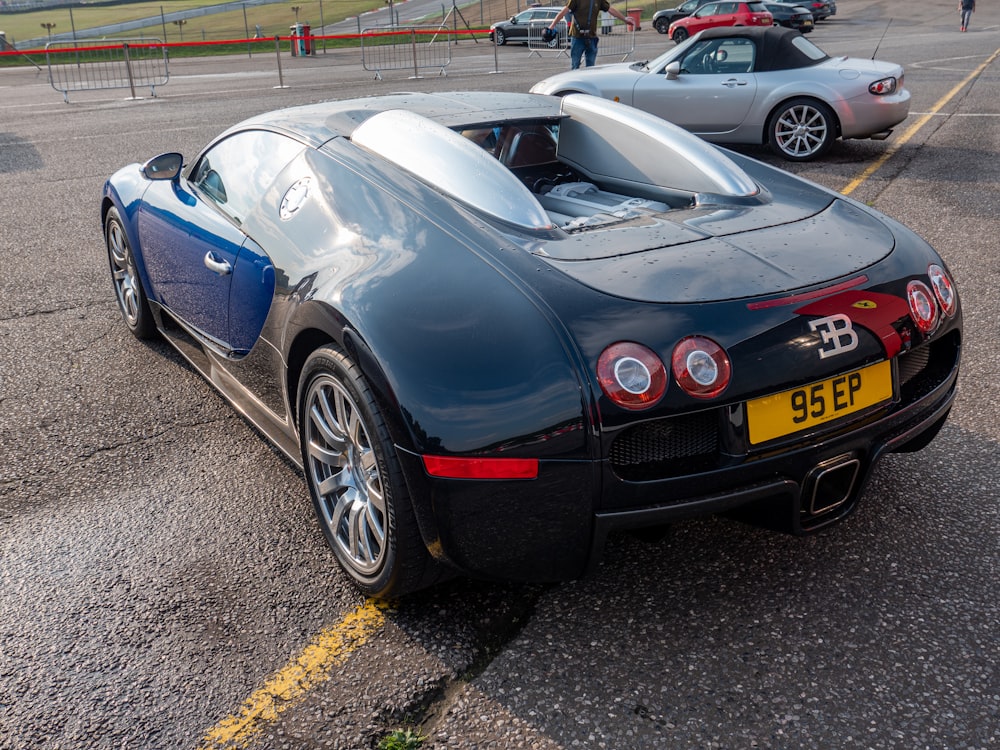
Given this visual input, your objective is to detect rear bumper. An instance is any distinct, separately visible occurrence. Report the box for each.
[401,353,957,583]
[588,374,956,571]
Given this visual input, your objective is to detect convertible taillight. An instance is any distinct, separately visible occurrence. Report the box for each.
[907,280,939,334]
[927,264,958,317]
[869,77,898,95]
[671,336,731,400]
[597,342,668,410]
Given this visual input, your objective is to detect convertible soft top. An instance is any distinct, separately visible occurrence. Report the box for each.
[697,25,829,72]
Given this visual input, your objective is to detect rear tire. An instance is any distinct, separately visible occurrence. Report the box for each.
[299,344,439,597]
[767,97,837,161]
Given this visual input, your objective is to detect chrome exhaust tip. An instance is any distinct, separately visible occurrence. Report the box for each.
[804,454,862,517]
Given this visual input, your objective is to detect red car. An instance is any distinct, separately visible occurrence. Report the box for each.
[669,1,773,43]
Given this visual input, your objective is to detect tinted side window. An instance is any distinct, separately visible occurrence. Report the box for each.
[697,4,719,16]
[191,130,304,225]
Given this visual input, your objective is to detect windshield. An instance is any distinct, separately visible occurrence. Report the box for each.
[647,36,699,72]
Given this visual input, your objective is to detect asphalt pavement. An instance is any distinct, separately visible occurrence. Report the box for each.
[1,2,998,748]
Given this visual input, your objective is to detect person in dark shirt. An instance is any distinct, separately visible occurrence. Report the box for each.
[959,0,975,31]
[547,0,635,69]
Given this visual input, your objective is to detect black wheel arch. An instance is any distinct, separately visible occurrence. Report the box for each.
[284,305,411,460]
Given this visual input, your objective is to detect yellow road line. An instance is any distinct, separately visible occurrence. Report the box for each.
[197,598,392,750]
[841,47,1000,196]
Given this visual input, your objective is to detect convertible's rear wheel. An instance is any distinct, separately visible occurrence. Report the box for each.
[105,206,155,339]
[767,97,837,161]
[671,27,688,43]
[299,345,437,597]
[494,28,506,45]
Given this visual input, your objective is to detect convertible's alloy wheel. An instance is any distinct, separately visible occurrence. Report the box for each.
[106,208,155,339]
[769,99,836,161]
[304,372,388,577]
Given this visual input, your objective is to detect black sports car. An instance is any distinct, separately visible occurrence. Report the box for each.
[102,92,961,597]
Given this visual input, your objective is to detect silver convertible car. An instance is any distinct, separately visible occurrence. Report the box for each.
[531,26,910,161]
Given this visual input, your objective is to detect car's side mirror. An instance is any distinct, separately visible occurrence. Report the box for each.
[665,61,681,80]
[509,15,517,23]
[141,152,183,181]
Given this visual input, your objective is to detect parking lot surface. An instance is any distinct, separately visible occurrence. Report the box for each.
[1,3,998,748]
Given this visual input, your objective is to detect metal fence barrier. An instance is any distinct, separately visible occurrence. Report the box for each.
[526,21,569,58]
[45,39,169,103]
[360,25,453,80]
[525,21,635,62]
[594,21,637,61]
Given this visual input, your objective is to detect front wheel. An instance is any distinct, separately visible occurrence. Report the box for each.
[105,206,156,339]
[299,345,438,597]
[671,27,688,43]
[654,18,669,34]
[767,97,837,161]
[494,28,506,45]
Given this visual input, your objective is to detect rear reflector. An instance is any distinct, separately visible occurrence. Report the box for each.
[422,455,539,480]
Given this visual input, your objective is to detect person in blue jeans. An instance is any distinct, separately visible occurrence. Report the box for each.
[548,0,635,69]
[959,0,975,31]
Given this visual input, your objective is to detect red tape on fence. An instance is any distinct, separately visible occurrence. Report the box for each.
[1,27,492,57]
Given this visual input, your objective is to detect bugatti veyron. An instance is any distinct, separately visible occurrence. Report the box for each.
[102,92,961,597]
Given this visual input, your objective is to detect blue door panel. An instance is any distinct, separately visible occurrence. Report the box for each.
[229,238,276,354]
[137,181,244,347]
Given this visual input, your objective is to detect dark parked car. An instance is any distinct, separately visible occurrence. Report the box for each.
[763,2,814,31]
[103,91,961,597]
[652,0,703,33]
[803,0,834,20]
[489,6,563,45]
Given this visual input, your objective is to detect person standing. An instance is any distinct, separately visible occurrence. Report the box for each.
[959,0,975,31]
[547,0,635,69]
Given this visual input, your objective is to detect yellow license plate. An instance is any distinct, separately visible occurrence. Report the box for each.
[746,360,893,445]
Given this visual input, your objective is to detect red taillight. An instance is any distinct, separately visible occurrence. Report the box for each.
[597,342,668,410]
[869,77,898,95]
[671,336,731,399]
[927,264,957,317]
[906,280,939,334]
[422,455,538,480]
